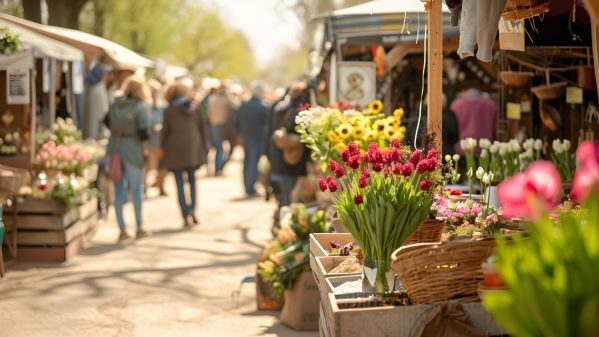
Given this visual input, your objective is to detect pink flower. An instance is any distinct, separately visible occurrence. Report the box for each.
[391,139,401,149]
[426,149,438,161]
[362,167,371,178]
[498,161,561,220]
[570,141,599,202]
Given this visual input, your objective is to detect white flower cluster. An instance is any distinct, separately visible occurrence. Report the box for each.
[53,117,77,133]
[295,107,328,130]
[460,137,477,153]
[552,139,571,154]
[0,131,20,155]
[522,138,543,151]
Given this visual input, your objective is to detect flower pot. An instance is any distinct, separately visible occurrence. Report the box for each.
[361,259,395,293]
[485,186,500,209]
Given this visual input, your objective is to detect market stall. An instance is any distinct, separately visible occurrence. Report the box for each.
[0,25,104,265]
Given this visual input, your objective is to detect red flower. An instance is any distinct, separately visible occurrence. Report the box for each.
[450,189,463,196]
[382,152,392,165]
[328,178,339,192]
[372,163,383,172]
[347,142,359,155]
[392,163,402,175]
[401,163,414,176]
[362,167,371,178]
[341,150,350,163]
[329,160,340,173]
[348,156,360,169]
[317,178,328,192]
[409,150,422,166]
[416,160,429,174]
[359,175,368,188]
[354,194,364,204]
[389,148,401,162]
[420,180,433,191]
[334,167,345,178]
[426,149,439,161]
[391,139,401,149]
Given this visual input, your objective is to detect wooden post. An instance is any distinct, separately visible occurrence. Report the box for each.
[592,21,599,104]
[427,0,443,150]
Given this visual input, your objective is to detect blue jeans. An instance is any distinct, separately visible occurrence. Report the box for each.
[114,162,144,231]
[209,124,226,174]
[243,139,263,195]
[271,174,297,207]
[173,167,197,219]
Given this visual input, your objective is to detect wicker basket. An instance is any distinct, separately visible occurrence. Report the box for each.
[531,81,567,101]
[0,164,27,195]
[502,0,552,20]
[391,239,496,304]
[500,71,534,88]
[404,217,445,245]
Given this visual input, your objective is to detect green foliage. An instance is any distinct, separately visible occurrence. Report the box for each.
[0,27,20,54]
[80,0,257,81]
[51,182,76,209]
[483,196,599,337]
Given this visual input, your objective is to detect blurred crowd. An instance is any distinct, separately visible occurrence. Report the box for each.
[85,59,313,241]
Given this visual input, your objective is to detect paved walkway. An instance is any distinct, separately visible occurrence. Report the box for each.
[0,155,318,337]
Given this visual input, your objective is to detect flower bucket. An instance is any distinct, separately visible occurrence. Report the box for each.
[361,259,396,293]
[485,186,500,209]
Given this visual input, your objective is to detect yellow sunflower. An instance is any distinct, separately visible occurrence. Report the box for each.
[364,130,378,142]
[352,123,365,139]
[373,119,387,135]
[393,108,405,121]
[368,100,384,114]
[334,142,346,153]
[327,130,340,143]
[336,123,353,140]
[384,125,397,139]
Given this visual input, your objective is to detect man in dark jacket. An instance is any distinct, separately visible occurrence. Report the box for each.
[233,83,269,197]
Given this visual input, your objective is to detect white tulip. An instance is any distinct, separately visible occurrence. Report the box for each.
[5,134,12,142]
[452,154,460,162]
[479,138,491,149]
[563,139,571,151]
[534,139,543,151]
[489,143,498,154]
[552,139,561,153]
[499,146,507,156]
[480,149,488,158]
[468,138,477,150]
[526,148,534,158]
[523,138,534,150]
[509,139,521,152]
[445,154,452,163]
[476,167,485,179]
[482,173,491,185]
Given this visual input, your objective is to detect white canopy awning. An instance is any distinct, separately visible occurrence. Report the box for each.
[0,14,153,70]
[330,0,450,17]
[0,18,83,62]
[0,48,34,70]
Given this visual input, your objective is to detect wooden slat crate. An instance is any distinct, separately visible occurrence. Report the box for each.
[310,233,355,257]
[7,197,99,262]
[310,255,362,308]
[323,293,504,337]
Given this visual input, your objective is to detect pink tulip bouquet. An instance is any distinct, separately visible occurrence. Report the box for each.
[318,140,441,292]
[485,141,599,337]
[35,141,94,175]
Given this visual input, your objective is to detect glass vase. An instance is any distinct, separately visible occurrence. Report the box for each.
[361,259,395,293]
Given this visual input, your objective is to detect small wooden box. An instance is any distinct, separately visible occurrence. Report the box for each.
[311,255,362,305]
[310,233,355,257]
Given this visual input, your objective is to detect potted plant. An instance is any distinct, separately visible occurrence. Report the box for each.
[318,140,441,292]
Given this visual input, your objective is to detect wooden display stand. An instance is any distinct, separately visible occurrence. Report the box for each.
[3,197,98,262]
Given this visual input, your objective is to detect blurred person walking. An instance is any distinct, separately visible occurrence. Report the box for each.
[160,82,209,227]
[233,82,269,197]
[83,62,110,139]
[266,82,310,208]
[145,79,168,196]
[207,84,235,176]
[105,76,151,241]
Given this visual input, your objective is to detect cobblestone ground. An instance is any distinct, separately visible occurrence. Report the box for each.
[0,154,318,337]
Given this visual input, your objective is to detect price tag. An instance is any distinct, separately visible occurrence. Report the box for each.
[507,102,521,120]
[566,87,583,104]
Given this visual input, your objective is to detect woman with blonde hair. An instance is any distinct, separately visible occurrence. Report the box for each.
[105,76,151,241]
[160,81,209,227]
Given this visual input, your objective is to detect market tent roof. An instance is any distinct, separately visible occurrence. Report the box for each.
[0,17,83,62]
[327,0,455,45]
[0,48,34,70]
[0,13,153,70]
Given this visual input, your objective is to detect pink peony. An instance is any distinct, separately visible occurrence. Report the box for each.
[570,141,599,202]
[498,161,561,220]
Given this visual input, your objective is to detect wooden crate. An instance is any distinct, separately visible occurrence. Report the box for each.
[8,197,99,262]
[311,255,362,306]
[310,233,355,257]
[323,293,504,337]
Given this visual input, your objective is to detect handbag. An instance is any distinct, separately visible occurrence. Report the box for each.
[109,131,123,182]
[273,128,304,166]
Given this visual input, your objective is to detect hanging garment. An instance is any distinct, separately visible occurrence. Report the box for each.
[457,0,508,62]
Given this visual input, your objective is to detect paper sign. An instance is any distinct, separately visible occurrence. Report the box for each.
[507,102,521,120]
[566,87,583,104]
[7,68,30,105]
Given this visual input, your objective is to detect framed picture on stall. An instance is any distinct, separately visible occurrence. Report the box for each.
[337,61,376,107]
[6,68,30,105]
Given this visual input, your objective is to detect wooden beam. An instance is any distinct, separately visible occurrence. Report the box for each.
[427,0,443,150]
[593,21,599,104]
[582,0,599,23]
